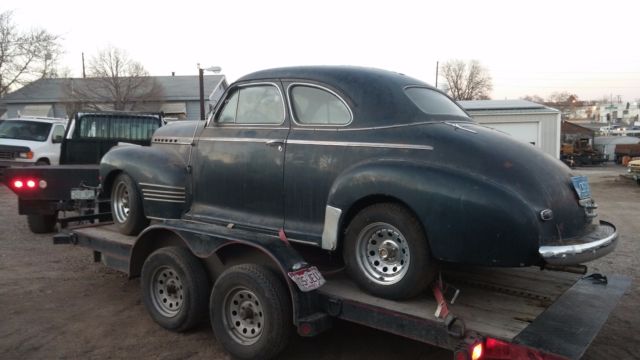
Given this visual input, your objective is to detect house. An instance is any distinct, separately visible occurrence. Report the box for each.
[459,100,561,158]
[0,75,227,120]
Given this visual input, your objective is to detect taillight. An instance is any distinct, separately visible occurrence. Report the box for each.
[471,342,483,360]
[11,178,44,190]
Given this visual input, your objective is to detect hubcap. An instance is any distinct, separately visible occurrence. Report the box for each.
[150,266,184,317]
[113,181,131,224]
[223,288,264,345]
[356,222,410,285]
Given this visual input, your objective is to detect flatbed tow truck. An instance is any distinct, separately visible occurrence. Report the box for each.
[54,218,630,360]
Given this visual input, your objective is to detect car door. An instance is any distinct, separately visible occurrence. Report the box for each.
[190,81,289,232]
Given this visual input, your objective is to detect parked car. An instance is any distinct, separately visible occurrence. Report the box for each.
[0,116,67,179]
[628,159,640,185]
[99,66,618,300]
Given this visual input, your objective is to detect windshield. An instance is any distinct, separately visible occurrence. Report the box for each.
[0,120,53,142]
[405,87,468,118]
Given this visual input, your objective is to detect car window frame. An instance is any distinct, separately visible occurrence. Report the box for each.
[286,82,353,128]
[209,82,287,127]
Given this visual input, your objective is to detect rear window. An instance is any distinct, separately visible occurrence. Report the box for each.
[405,87,467,117]
[77,115,160,140]
[0,120,52,142]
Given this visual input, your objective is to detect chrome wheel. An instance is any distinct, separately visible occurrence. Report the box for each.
[223,287,264,345]
[355,222,410,285]
[150,266,184,318]
[113,181,131,224]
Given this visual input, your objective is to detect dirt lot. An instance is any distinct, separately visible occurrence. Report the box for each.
[0,165,638,359]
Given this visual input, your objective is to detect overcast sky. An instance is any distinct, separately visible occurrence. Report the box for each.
[4,0,640,101]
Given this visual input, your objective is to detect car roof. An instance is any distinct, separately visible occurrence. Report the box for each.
[5,116,67,124]
[236,66,463,126]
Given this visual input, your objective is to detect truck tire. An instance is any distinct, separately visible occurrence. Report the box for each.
[210,264,292,360]
[27,213,57,233]
[141,247,209,332]
[343,203,436,300]
[111,173,148,235]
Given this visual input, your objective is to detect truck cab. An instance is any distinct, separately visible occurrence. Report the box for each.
[0,116,68,178]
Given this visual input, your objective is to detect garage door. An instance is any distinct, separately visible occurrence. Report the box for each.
[485,122,539,147]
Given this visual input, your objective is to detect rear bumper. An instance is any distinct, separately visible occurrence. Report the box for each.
[539,221,618,265]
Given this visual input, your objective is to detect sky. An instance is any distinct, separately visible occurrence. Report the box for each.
[4,0,640,102]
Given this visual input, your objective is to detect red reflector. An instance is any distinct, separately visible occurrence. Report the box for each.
[26,180,36,188]
[13,180,24,188]
[471,343,483,360]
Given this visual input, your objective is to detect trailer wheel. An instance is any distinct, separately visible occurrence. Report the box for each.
[344,203,436,300]
[111,173,148,235]
[26,213,57,233]
[210,264,291,360]
[141,247,209,332]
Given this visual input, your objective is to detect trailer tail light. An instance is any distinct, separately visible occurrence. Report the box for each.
[13,180,24,189]
[471,343,483,360]
[483,337,566,360]
[26,180,36,188]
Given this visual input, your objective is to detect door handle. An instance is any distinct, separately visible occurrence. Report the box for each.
[266,140,285,151]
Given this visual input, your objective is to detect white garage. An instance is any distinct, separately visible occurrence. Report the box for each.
[458,100,561,159]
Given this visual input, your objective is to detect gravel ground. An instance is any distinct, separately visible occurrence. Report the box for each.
[0,165,637,359]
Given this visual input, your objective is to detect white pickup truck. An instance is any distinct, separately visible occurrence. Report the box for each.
[0,116,68,178]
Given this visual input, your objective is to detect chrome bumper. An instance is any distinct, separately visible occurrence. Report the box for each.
[539,221,618,265]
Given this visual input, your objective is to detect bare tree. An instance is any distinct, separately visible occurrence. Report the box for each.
[522,95,545,103]
[63,47,164,113]
[440,59,492,100]
[547,91,577,104]
[0,10,62,96]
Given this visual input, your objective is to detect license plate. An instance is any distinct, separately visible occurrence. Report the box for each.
[287,266,325,292]
[571,176,591,200]
[71,189,95,200]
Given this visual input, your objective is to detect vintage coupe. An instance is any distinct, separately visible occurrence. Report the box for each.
[100,66,617,299]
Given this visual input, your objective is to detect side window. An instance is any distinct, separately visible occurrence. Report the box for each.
[216,85,284,125]
[51,125,65,141]
[290,85,351,125]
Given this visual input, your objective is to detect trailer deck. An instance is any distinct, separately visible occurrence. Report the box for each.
[57,223,631,359]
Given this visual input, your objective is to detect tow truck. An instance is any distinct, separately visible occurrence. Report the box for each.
[53,216,630,360]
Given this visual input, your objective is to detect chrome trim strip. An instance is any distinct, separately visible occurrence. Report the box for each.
[139,183,185,190]
[290,120,473,132]
[198,137,276,143]
[288,238,319,246]
[207,82,286,127]
[141,189,185,195]
[146,216,170,221]
[142,193,185,199]
[321,205,342,251]
[287,139,434,151]
[152,136,193,145]
[286,82,353,127]
[143,197,185,203]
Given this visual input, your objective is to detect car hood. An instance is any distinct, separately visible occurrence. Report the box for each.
[0,138,43,148]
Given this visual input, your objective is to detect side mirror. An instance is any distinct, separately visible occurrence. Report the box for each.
[52,135,63,144]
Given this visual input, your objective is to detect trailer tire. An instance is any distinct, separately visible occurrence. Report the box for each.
[27,213,57,233]
[111,173,148,235]
[344,202,436,300]
[210,264,291,360]
[141,247,209,332]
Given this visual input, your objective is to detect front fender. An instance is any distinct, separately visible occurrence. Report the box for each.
[328,160,541,266]
[100,145,188,219]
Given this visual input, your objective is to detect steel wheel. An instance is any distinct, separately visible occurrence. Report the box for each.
[112,180,131,224]
[355,222,411,285]
[223,287,264,345]
[149,265,184,318]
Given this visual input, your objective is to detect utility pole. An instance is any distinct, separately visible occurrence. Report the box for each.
[435,61,439,88]
[82,53,86,78]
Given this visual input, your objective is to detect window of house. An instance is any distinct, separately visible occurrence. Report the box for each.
[290,85,351,125]
[216,85,284,125]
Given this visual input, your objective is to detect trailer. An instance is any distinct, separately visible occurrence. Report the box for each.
[53,221,630,360]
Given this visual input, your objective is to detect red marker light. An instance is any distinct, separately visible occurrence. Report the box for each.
[26,180,36,188]
[14,180,24,188]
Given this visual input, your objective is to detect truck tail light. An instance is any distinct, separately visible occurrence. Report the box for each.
[26,180,36,188]
[13,180,24,189]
